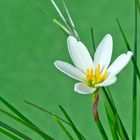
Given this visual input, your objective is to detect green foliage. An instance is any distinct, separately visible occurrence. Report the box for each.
[0,97,54,140]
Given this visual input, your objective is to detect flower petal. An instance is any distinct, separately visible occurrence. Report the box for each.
[93,34,113,72]
[95,76,117,87]
[107,51,133,77]
[67,36,93,73]
[54,60,85,81]
[74,82,96,94]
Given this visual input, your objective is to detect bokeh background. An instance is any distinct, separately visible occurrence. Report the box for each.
[0,0,140,139]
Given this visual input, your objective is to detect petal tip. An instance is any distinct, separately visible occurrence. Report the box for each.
[67,36,77,42]
[105,34,113,42]
[127,51,133,57]
[54,60,59,66]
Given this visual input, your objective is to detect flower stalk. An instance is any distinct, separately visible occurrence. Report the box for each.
[93,91,99,122]
[92,91,108,140]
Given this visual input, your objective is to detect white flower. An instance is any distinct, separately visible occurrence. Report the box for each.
[54,34,133,94]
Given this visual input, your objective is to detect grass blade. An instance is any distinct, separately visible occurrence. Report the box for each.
[0,97,54,140]
[0,121,32,140]
[24,100,70,125]
[116,18,140,82]
[50,0,71,32]
[91,27,96,52]
[0,127,21,140]
[53,18,71,35]
[0,109,54,140]
[104,105,119,140]
[96,120,108,140]
[60,0,79,40]
[53,116,74,140]
[0,97,34,126]
[59,105,86,140]
[136,0,140,14]
[132,0,138,139]
[102,88,129,139]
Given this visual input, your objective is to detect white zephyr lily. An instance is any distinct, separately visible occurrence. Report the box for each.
[54,34,133,94]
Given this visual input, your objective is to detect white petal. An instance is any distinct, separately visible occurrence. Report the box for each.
[74,82,96,94]
[94,34,113,72]
[54,61,85,81]
[67,36,93,73]
[107,51,133,77]
[95,76,117,87]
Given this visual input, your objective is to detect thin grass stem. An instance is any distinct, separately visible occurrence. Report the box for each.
[132,0,138,139]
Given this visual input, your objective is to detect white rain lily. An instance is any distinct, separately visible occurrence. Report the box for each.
[54,34,133,94]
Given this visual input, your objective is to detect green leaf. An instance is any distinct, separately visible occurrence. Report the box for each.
[50,0,71,32]
[0,97,34,126]
[53,116,74,140]
[0,127,21,140]
[95,120,108,140]
[136,0,140,14]
[90,27,96,52]
[60,0,79,40]
[102,88,129,139]
[53,18,71,35]
[104,104,119,140]
[24,100,70,125]
[0,97,54,140]
[59,105,86,140]
[0,121,32,140]
[132,0,138,139]
[116,18,140,82]
[0,108,54,140]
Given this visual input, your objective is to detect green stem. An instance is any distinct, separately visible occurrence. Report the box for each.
[0,121,32,140]
[96,120,108,140]
[0,127,21,140]
[132,0,138,139]
[93,91,108,140]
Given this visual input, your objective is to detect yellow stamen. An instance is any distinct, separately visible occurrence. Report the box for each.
[95,64,100,78]
[90,68,94,80]
[101,71,108,81]
[86,64,108,87]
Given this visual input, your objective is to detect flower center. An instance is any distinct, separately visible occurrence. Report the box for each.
[85,64,108,87]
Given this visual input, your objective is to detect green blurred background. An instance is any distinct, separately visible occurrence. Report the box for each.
[0,0,140,139]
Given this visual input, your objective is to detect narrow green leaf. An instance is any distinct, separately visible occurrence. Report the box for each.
[102,88,129,139]
[0,121,32,140]
[116,18,140,82]
[53,116,74,140]
[60,0,79,40]
[53,18,71,35]
[0,127,21,140]
[50,0,71,32]
[24,100,70,125]
[0,97,54,140]
[0,109,54,140]
[36,3,53,22]
[0,97,34,126]
[96,120,108,140]
[136,0,140,14]
[59,105,86,140]
[104,104,119,140]
[90,27,96,52]
[132,0,138,139]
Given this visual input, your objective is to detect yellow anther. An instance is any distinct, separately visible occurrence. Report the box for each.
[95,64,101,78]
[97,75,102,83]
[86,68,90,79]
[101,71,108,80]
[86,64,108,87]
[90,68,94,80]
